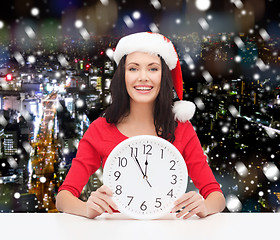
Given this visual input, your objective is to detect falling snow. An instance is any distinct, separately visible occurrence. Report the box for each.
[0,0,279,214]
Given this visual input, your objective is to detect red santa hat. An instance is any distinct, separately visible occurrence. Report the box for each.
[113,32,195,122]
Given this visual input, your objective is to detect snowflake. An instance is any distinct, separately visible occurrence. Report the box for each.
[75,99,84,108]
[195,0,211,11]
[259,28,270,41]
[14,192,21,199]
[27,55,36,64]
[198,18,209,31]
[226,194,242,212]
[25,26,36,39]
[132,11,141,20]
[79,28,90,41]
[40,176,47,183]
[123,16,134,28]
[149,23,159,33]
[263,162,280,182]
[100,0,109,6]
[105,48,114,60]
[151,0,161,10]
[194,97,205,110]
[202,70,213,82]
[235,162,248,177]
[31,7,40,17]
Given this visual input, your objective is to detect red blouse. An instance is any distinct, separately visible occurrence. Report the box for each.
[58,117,222,199]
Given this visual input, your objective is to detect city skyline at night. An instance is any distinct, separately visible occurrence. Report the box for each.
[0,0,279,213]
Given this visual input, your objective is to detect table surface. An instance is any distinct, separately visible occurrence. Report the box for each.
[1,212,279,239]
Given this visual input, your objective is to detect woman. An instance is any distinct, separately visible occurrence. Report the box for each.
[56,32,225,219]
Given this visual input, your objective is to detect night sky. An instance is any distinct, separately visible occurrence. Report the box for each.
[0,0,279,37]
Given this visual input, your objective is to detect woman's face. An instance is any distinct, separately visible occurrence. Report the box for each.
[125,51,162,105]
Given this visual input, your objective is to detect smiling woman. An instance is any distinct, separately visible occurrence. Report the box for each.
[56,32,225,220]
[105,49,175,141]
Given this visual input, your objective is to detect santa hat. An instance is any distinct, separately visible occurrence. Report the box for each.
[113,32,196,122]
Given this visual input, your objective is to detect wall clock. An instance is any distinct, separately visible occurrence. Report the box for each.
[103,135,188,219]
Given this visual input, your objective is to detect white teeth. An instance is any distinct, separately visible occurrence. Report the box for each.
[135,87,152,90]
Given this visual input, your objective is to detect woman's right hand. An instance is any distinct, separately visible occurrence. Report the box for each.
[85,185,118,219]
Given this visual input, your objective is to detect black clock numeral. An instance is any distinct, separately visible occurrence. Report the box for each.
[171,174,177,185]
[115,185,122,195]
[127,196,134,206]
[118,157,127,167]
[170,160,176,170]
[130,147,138,158]
[114,171,121,181]
[155,198,162,208]
[140,201,147,211]
[143,144,152,155]
[167,189,174,198]
[161,149,164,159]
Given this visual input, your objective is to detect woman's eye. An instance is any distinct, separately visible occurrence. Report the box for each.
[150,68,158,71]
[129,67,137,71]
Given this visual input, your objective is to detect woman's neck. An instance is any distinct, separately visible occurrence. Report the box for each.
[117,101,157,137]
[127,101,154,125]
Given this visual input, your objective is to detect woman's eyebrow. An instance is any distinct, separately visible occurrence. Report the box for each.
[148,62,161,66]
[126,62,139,66]
[126,62,160,66]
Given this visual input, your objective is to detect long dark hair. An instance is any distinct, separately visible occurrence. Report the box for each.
[105,55,177,142]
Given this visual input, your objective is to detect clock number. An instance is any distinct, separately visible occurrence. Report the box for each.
[143,144,152,155]
[161,149,164,159]
[167,189,174,198]
[114,171,121,181]
[127,196,134,206]
[155,198,162,208]
[171,174,177,185]
[118,157,127,167]
[130,147,138,158]
[140,201,147,211]
[170,160,176,170]
[115,185,122,195]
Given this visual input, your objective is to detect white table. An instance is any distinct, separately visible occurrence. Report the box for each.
[1,212,279,239]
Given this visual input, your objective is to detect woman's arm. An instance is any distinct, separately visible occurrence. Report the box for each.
[56,186,118,219]
[171,191,225,219]
[203,191,226,217]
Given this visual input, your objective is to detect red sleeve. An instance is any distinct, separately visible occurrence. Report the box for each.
[58,124,102,198]
[182,123,222,199]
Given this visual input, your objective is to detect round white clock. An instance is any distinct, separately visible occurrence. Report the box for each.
[103,135,188,219]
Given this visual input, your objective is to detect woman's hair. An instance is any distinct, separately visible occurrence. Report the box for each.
[105,55,177,142]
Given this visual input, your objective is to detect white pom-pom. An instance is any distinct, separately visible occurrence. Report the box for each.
[172,100,196,122]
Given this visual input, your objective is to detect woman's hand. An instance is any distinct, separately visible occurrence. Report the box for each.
[85,185,118,219]
[171,191,208,219]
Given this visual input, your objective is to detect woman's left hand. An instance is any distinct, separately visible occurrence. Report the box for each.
[171,191,209,219]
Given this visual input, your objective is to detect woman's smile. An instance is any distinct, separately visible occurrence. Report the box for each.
[134,85,154,94]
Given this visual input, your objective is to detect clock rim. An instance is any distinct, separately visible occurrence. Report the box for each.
[103,135,188,220]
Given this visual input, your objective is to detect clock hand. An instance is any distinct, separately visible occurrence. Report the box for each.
[132,154,152,188]
[132,154,145,176]
[145,178,152,188]
[144,155,148,177]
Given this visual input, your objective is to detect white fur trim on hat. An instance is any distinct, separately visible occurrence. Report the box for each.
[172,100,196,122]
[113,32,178,70]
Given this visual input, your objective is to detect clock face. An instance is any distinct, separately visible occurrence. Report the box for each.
[103,135,188,219]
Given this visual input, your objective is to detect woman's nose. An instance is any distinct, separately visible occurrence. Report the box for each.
[138,70,148,81]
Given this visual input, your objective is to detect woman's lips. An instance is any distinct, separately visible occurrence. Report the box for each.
[134,85,153,94]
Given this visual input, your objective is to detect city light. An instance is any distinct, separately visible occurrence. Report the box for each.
[5,73,13,81]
